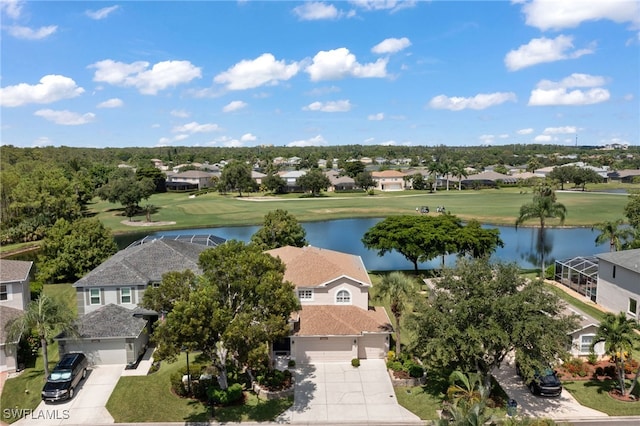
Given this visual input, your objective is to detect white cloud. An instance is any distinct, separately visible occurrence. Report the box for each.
[371,37,411,54]
[534,134,554,143]
[6,25,57,40]
[32,136,53,147]
[172,121,220,134]
[0,75,84,107]
[170,109,190,118]
[522,0,640,31]
[293,2,339,20]
[214,53,299,90]
[287,134,328,147]
[1,0,23,19]
[368,112,384,120]
[174,134,189,142]
[528,73,610,106]
[349,0,416,13]
[504,35,594,71]
[380,140,396,146]
[90,59,202,95]
[223,100,248,112]
[428,92,517,111]
[306,47,388,81]
[479,134,495,143]
[517,128,534,135]
[85,5,120,20]
[96,98,123,108]
[543,126,578,134]
[241,133,257,142]
[306,86,341,96]
[536,73,607,89]
[303,100,352,112]
[34,109,95,125]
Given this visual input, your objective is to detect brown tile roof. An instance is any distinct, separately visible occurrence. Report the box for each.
[266,246,371,288]
[0,260,33,283]
[371,170,406,178]
[293,305,392,336]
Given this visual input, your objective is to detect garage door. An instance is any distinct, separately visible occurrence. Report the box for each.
[358,334,387,359]
[63,340,126,365]
[296,337,354,363]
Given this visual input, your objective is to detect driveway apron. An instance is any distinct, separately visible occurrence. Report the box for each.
[280,359,422,424]
[12,364,124,426]
[493,365,608,420]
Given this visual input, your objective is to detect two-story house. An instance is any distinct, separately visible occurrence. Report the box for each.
[371,170,406,191]
[0,259,33,373]
[595,248,640,320]
[266,245,392,363]
[56,236,224,366]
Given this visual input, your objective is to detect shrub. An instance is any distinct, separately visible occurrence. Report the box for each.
[404,361,424,378]
[191,378,214,401]
[563,357,589,377]
[351,358,360,367]
[287,359,296,368]
[256,368,292,391]
[170,370,188,397]
[210,383,244,406]
[387,361,403,372]
[387,350,396,361]
[587,351,598,365]
[624,359,639,375]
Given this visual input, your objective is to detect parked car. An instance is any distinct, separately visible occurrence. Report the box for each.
[42,352,89,402]
[515,362,562,397]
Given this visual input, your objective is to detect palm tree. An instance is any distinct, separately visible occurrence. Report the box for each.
[451,161,469,191]
[592,219,632,252]
[428,161,442,192]
[591,312,638,396]
[447,371,484,407]
[515,186,567,277]
[6,294,76,378]
[440,160,452,191]
[375,271,416,355]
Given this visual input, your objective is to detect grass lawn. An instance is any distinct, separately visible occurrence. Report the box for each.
[394,385,442,420]
[544,283,606,322]
[87,185,637,237]
[106,353,292,423]
[562,380,640,416]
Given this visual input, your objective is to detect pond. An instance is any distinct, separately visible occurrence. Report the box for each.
[115,218,608,271]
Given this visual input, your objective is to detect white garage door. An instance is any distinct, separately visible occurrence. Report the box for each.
[358,334,387,359]
[64,340,126,365]
[296,337,354,363]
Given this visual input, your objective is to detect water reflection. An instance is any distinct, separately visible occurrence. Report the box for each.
[116,218,607,272]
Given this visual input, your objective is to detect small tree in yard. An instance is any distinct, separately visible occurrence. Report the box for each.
[251,209,308,250]
[374,271,416,355]
[591,312,639,396]
[297,169,331,196]
[6,294,76,378]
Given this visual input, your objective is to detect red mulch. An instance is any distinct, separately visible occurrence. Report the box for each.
[608,389,638,402]
[556,360,638,382]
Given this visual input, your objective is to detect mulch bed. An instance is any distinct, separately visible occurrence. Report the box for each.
[557,360,639,402]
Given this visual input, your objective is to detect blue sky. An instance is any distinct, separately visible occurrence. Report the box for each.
[1,0,638,149]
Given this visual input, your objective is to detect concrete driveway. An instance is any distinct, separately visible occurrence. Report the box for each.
[13,364,124,426]
[279,359,423,424]
[493,364,608,421]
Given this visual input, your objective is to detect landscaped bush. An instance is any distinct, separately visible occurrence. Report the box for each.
[351,358,360,367]
[210,383,244,406]
[624,359,639,375]
[287,359,296,368]
[403,360,425,378]
[256,368,292,391]
[387,360,403,372]
[563,357,590,377]
[170,370,189,397]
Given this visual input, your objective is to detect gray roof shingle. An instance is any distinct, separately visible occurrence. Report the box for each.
[73,239,210,288]
[0,305,23,344]
[59,304,147,339]
[0,260,33,283]
[596,248,640,274]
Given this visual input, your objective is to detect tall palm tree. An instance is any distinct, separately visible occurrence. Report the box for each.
[592,219,632,252]
[451,161,469,191]
[515,186,567,277]
[428,161,442,192]
[592,312,638,396]
[375,271,416,355]
[6,294,76,378]
[440,160,452,191]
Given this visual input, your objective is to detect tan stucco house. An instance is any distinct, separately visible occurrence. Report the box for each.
[266,246,392,363]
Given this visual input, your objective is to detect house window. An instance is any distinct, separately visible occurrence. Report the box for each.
[298,290,313,301]
[629,298,638,316]
[612,265,616,279]
[90,288,101,305]
[580,335,594,353]
[336,289,351,304]
[0,284,7,301]
[121,287,132,304]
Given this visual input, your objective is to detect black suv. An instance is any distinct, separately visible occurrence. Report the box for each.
[42,352,89,402]
[516,363,562,397]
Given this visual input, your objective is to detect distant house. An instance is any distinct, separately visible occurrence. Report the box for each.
[324,170,356,191]
[266,246,392,363]
[0,259,33,373]
[60,236,224,365]
[371,170,406,191]
[595,249,640,321]
[278,170,307,192]
[565,305,605,358]
[607,169,640,184]
[459,170,516,188]
[251,170,267,185]
[166,170,217,190]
